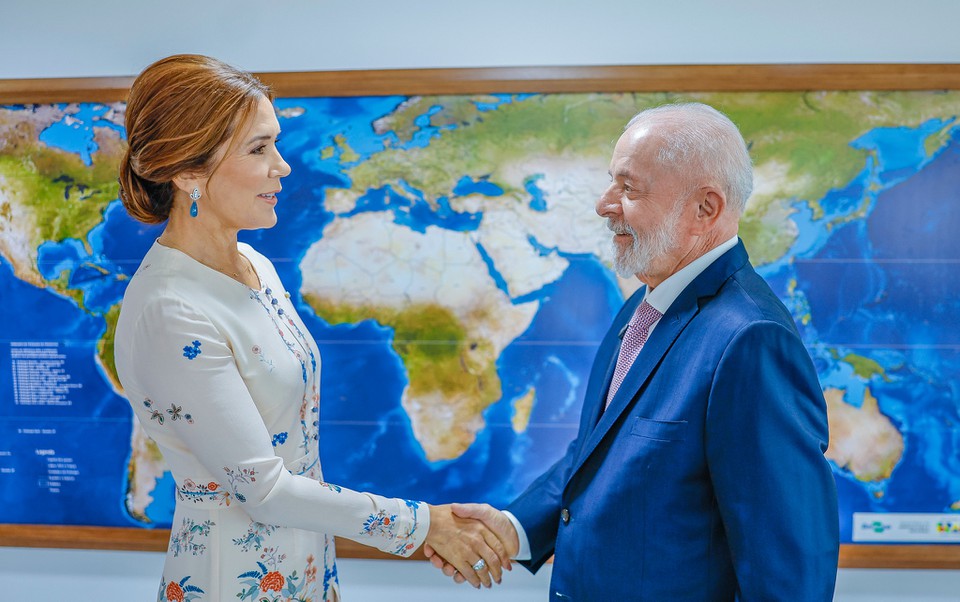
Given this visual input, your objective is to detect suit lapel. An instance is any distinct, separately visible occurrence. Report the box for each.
[579,291,646,431]
[569,240,752,479]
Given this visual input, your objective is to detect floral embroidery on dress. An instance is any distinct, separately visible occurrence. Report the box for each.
[252,344,275,372]
[182,340,202,359]
[222,466,257,503]
[271,432,288,447]
[235,547,318,602]
[143,398,165,424]
[321,536,338,600]
[322,561,338,600]
[391,500,423,556]
[233,521,278,552]
[251,287,321,455]
[177,478,231,506]
[159,576,205,602]
[251,287,316,385]
[170,518,214,557]
[297,386,320,456]
[167,402,194,423]
[361,510,399,540]
[143,399,194,426]
[319,481,342,493]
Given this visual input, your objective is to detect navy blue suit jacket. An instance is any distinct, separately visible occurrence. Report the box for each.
[507,240,839,601]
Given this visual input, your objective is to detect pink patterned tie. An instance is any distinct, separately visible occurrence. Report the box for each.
[606,300,662,408]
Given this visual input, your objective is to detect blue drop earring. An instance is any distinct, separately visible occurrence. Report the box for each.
[189,187,201,218]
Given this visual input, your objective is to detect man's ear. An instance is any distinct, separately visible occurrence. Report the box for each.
[693,187,726,233]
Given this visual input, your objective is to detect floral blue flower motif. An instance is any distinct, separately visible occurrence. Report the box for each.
[271,432,288,447]
[361,510,399,539]
[323,562,339,597]
[320,481,342,493]
[182,340,202,360]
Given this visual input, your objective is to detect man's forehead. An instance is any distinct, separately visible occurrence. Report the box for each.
[612,128,659,167]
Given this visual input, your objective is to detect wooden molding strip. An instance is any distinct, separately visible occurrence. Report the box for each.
[1,524,957,568]
[2,62,959,569]
[2,64,960,104]
[839,544,960,570]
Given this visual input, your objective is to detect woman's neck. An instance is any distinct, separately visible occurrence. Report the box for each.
[158,217,258,288]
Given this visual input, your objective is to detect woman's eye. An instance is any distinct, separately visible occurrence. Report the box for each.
[252,145,266,155]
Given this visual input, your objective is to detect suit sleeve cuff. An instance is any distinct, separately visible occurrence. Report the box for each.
[502,510,532,561]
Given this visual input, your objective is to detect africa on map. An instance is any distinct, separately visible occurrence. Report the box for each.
[1,89,959,545]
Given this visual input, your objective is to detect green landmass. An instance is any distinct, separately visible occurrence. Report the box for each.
[97,303,123,391]
[923,120,957,157]
[375,95,503,145]
[340,90,960,267]
[48,269,85,308]
[511,387,536,434]
[346,93,656,201]
[333,134,360,164]
[0,110,122,248]
[303,295,500,403]
[842,353,889,381]
[319,134,361,164]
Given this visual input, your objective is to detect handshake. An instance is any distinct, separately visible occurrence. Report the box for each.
[423,502,520,589]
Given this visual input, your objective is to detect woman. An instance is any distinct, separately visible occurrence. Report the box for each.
[114,55,508,602]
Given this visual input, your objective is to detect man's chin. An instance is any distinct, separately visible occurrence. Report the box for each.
[613,260,642,279]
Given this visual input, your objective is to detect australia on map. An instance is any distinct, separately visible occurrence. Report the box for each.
[1,88,959,545]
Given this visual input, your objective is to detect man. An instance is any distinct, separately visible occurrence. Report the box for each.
[428,102,839,600]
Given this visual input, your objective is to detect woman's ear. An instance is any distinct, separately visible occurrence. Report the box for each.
[172,173,201,197]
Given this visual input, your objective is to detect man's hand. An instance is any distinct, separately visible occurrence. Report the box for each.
[424,503,519,585]
[423,503,512,588]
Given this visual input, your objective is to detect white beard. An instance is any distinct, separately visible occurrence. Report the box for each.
[610,201,684,278]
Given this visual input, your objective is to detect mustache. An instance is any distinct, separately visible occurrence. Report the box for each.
[607,220,635,237]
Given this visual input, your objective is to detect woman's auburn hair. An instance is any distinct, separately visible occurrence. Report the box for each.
[118,54,272,224]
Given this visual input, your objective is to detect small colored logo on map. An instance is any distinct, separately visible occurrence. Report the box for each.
[863,520,891,534]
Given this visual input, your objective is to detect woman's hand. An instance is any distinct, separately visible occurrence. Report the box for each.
[423,503,513,588]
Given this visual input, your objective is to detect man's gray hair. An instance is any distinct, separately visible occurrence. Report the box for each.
[626,102,753,213]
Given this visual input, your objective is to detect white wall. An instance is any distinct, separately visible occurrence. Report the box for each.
[3,0,960,79]
[2,1,960,600]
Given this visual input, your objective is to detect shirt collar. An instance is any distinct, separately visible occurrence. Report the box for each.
[644,235,739,315]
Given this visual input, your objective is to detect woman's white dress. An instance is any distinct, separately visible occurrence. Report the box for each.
[115,241,428,602]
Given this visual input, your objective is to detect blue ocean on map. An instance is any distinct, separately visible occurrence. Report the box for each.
[1,97,958,545]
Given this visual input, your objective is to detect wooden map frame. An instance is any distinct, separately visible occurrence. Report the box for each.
[2,63,960,569]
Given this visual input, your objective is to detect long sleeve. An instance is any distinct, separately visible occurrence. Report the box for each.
[122,293,428,557]
[706,319,839,600]
[505,437,578,572]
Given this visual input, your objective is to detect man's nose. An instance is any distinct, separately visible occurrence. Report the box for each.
[596,186,620,217]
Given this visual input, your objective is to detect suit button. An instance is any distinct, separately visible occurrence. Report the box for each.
[560,508,571,524]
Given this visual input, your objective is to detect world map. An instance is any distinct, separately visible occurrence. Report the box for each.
[1,89,959,545]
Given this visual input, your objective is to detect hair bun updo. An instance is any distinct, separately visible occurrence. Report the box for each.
[118,54,272,224]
